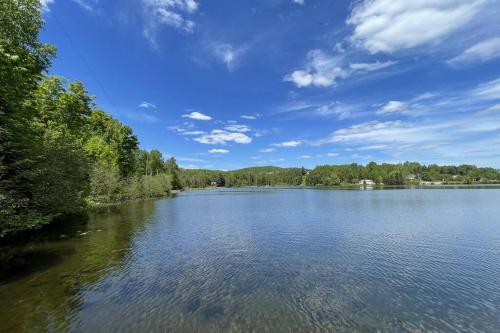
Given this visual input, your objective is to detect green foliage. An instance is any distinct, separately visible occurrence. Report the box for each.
[179,166,305,188]
[179,163,500,189]
[306,162,500,186]
[88,165,171,205]
[0,0,56,235]
[0,0,171,236]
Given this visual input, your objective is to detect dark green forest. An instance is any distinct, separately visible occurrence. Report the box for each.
[1,1,500,237]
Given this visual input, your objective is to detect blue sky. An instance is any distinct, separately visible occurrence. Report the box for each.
[40,0,500,169]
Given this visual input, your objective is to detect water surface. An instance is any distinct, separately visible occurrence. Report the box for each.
[1,188,499,332]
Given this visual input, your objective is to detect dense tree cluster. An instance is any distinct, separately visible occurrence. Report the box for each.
[179,167,305,188]
[304,162,500,186]
[0,1,177,236]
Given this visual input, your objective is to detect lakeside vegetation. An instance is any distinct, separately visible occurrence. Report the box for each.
[179,163,500,188]
[0,0,180,236]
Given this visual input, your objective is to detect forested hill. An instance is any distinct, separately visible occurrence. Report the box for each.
[179,163,500,188]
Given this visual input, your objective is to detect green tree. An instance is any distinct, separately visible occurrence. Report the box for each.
[165,157,182,190]
[0,0,56,233]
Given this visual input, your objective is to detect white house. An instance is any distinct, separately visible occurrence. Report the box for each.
[359,179,375,185]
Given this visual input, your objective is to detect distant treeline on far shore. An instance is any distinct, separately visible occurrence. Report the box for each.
[179,163,500,188]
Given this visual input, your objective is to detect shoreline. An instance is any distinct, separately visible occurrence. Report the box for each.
[184,183,500,191]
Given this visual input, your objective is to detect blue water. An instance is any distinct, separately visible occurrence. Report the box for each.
[1,188,499,332]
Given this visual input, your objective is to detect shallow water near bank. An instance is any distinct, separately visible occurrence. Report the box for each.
[1,188,500,332]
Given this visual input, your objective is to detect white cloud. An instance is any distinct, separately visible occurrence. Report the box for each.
[315,103,353,119]
[316,115,500,161]
[259,148,276,153]
[139,101,156,109]
[224,124,251,132]
[284,50,348,88]
[474,78,500,100]
[349,60,397,72]
[211,43,247,71]
[194,130,252,145]
[292,0,304,4]
[208,149,230,154]
[448,37,500,67]
[182,111,212,121]
[377,101,407,115]
[241,114,258,120]
[142,0,199,45]
[272,140,302,148]
[168,125,205,135]
[72,0,96,11]
[182,130,205,135]
[476,103,500,115]
[300,155,311,159]
[284,50,397,88]
[347,0,486,53]
[327,152,339,157]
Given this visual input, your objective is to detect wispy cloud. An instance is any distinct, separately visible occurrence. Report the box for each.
[168,122,205,135]
[142,0,199,46]
[284,50,396,88]
[272,140,302,148]
[210,42,247,71]
[259,148,276,153]
[224,124,251,132]
[72,0,97,11]
[474,78,500,100]
[276,100,359,120]
[241,114,259,120]
[448,37,500,67]
[313,114,500,163]
[476,103,500,116]
[377,101,407,115]
[182,111,212,121]
[139,101,156,109]
[208,148,230,154]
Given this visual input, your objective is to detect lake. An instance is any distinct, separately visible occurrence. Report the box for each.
[1,188,499,332]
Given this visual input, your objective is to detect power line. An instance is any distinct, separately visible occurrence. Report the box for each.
[50,10,120,115]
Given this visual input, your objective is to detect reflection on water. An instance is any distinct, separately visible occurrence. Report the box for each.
[1,189,500,332]
[0,200,157,332]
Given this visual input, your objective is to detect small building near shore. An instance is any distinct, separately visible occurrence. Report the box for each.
[359,179,375,185]
[405,174,417,181]
[210,181,218,187]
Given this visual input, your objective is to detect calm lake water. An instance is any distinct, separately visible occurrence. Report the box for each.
[1,188,500,332]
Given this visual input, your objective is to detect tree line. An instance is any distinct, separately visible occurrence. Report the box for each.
[0,0,181,236]
[179,167,306,188]
[178,162,500,188]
